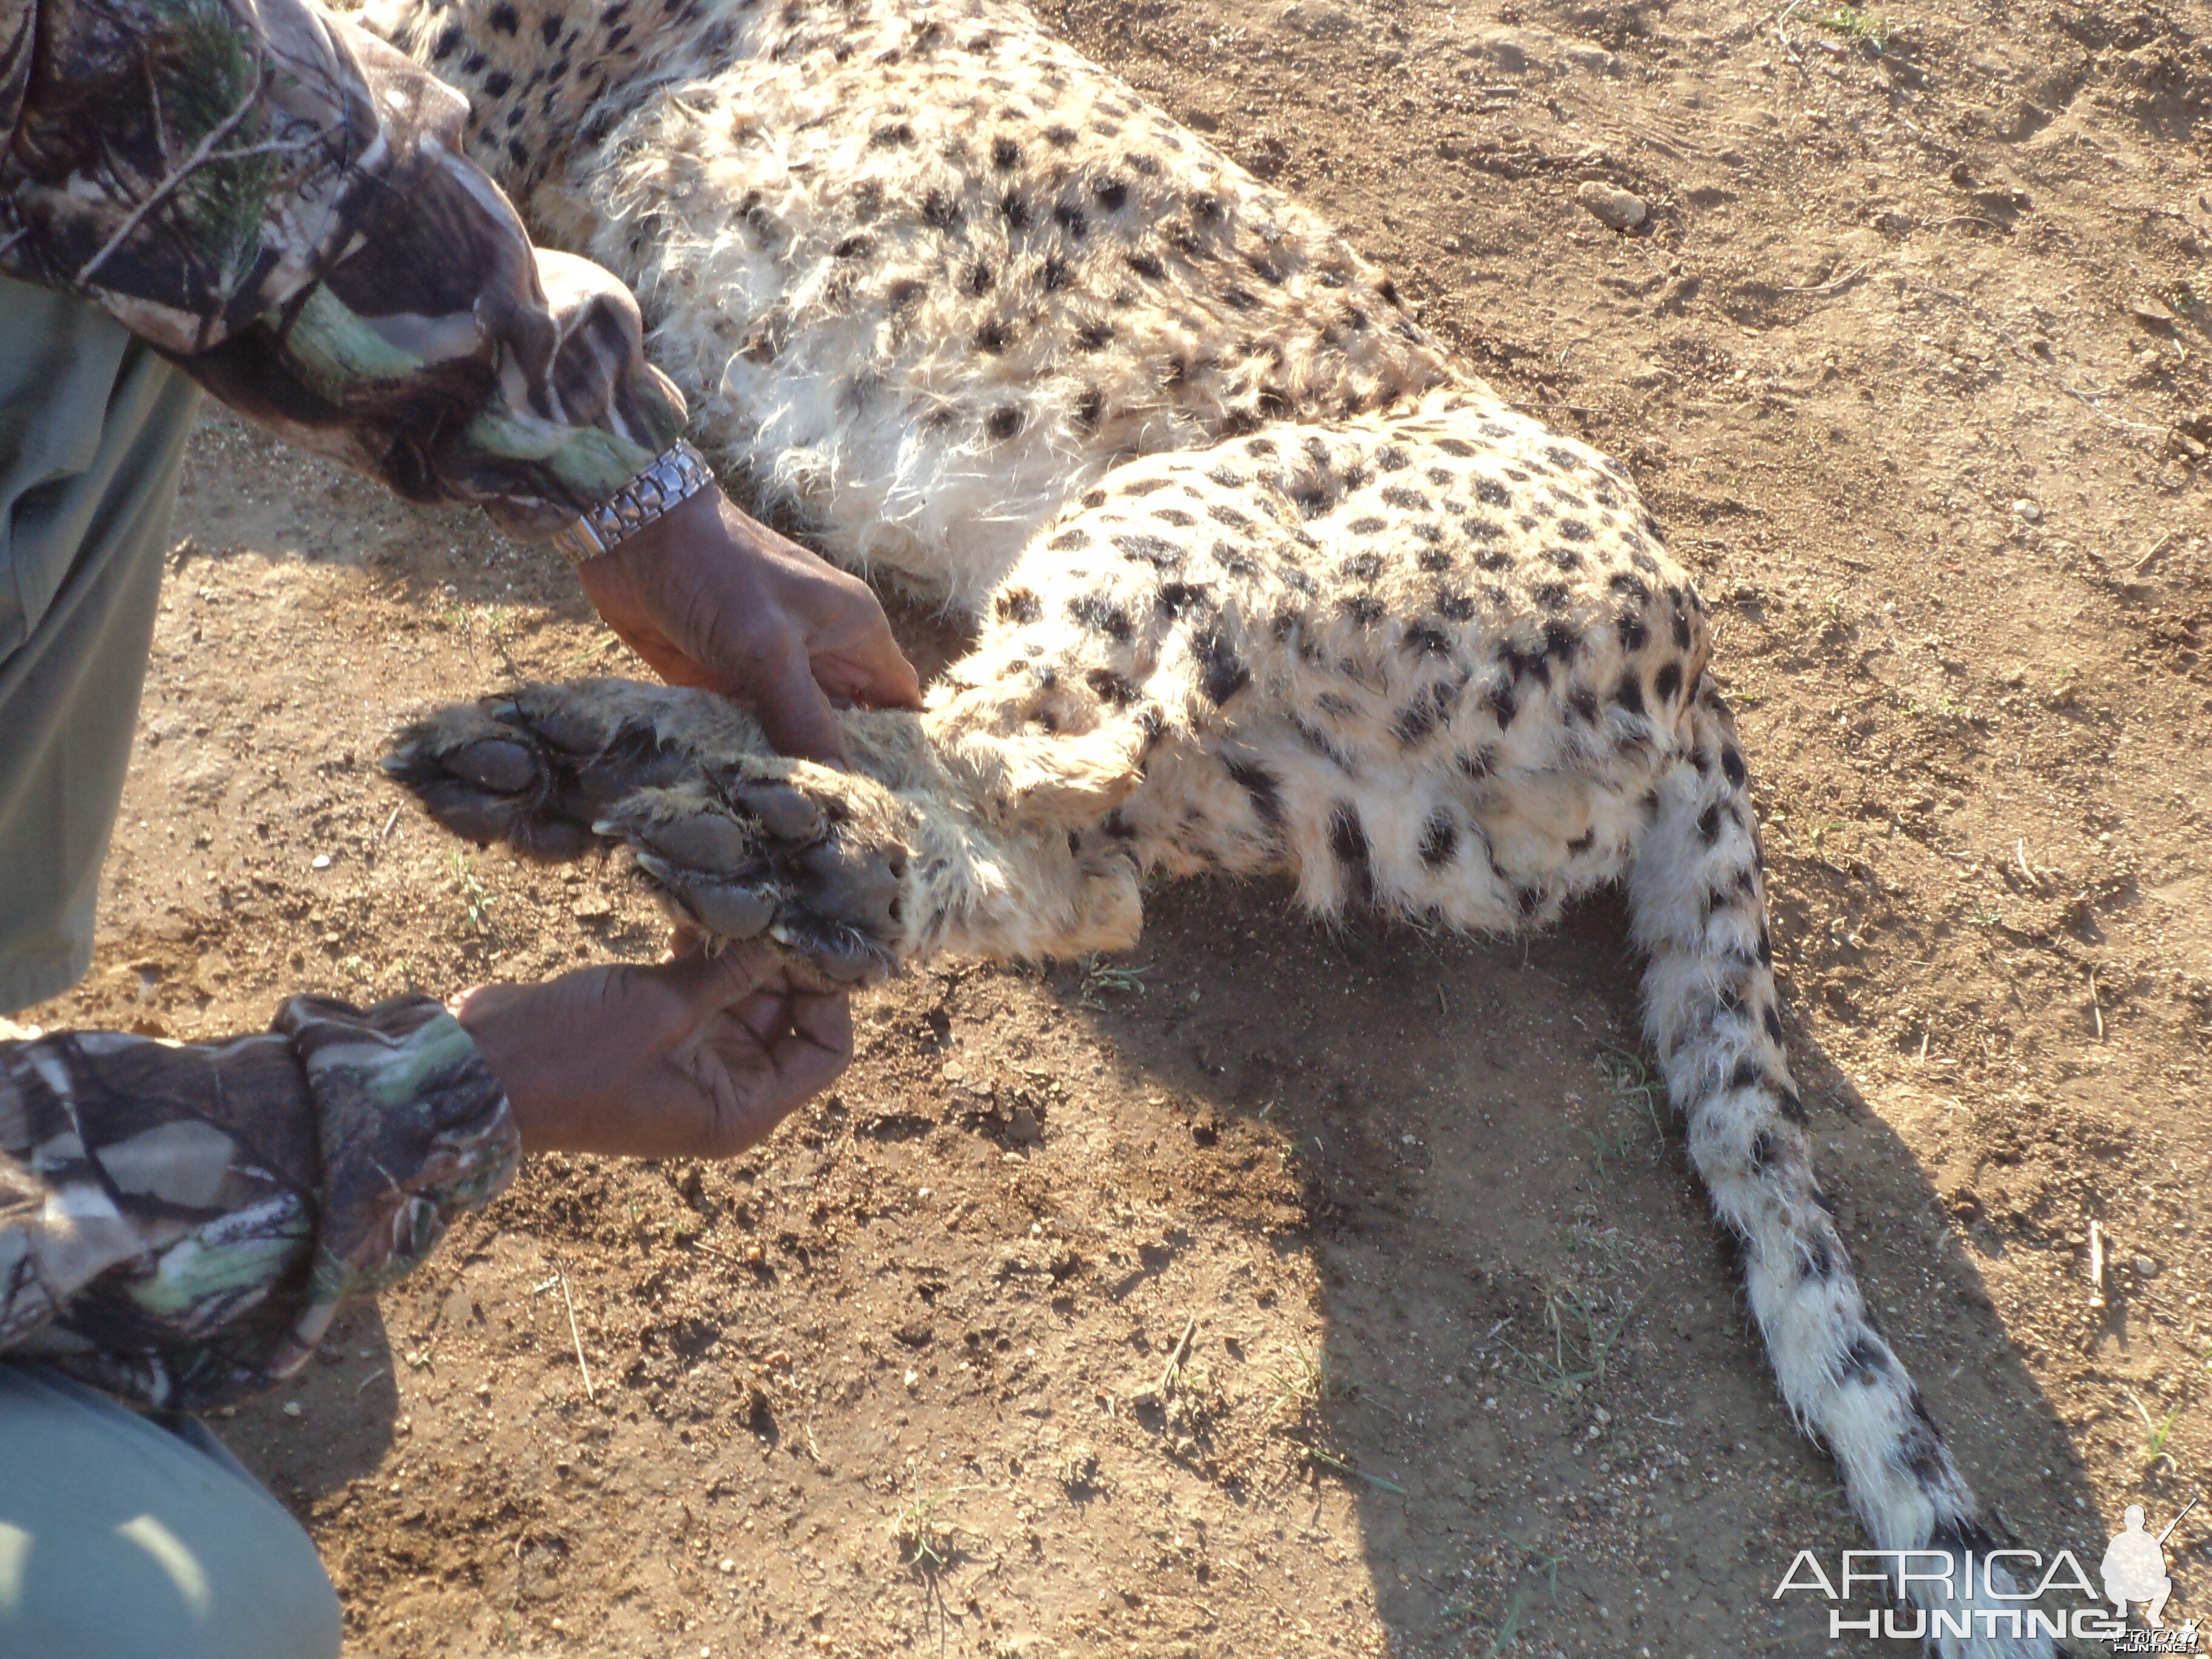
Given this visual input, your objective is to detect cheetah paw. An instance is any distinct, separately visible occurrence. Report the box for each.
[383,682,916,984]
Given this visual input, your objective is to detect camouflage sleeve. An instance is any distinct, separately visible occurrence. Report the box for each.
[0,0,687,538]
[0,995,518,1411]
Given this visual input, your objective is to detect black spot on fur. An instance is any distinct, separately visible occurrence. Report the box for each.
[1800,1232,1837,1282]
[1720,746,1746,788]
[1486,680,1518,729]
[506,137,529,169]
[1341,595,1385,626]
[482,69,513,96]
[1000,191,1030,229]
[1419,812,1458,866]
[1113,533,1184,569]
[1843,1336,1890,1386]
[986,406,1024,441]
[1654,662,1683,704]
[922,189,962,230]
[1613,672,1645,716]
[488,2,518,30]
[1696,803,1721,843]
[1073,386,1106,431]
[1086,668,1140,706]
[1533,582,1570,612]
[994,588,1042,624]
[1053,203,1088,237]
[1748,1131,1773,1173]
[1329,805,1373,901]
[1225,759,1283,829]
[1673,612,1693,651]
[964,262,995,295]
[1195,628,1251,705]
[1094,178,1128,210]
[1392,685,1452,745]
[1068,594,1132,641]
[1567,689,1599,724]
[1726,1059,1763,1094]
[1044,123,1078,145]
[1777,1086,1807,1125]
[1475,478,1511,508]
[1763,1004,1785,1043]
[431,22,464,58]
[1541,621,1579,661]
[992,135,1021,169]
[1403,624,1451,657]
[975,319,1012,354]
[1616,613,1648,650]
[1157,581,1212,619]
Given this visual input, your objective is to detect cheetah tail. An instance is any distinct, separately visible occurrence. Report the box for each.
[1626,681,2060,1659]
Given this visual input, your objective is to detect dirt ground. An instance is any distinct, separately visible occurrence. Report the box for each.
[19,0,2212,1652]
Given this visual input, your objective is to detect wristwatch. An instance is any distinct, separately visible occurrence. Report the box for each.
[549,440,716,567]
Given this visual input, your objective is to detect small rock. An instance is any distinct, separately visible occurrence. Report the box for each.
[1009,1105,1042,1143]
[310,854,332,871]
[1575,181,1647,232]
[2011,498,2043,523]
[719,1558,736,1574]
[282,1400,303,1418]
[571,896,611,922]
[1278,0,1356,35]
[2136,1255,2160,1277]
[2130,295,2178,330]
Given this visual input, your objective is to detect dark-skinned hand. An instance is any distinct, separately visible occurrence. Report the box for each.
[454,945,852,1159]
[574,484,921,765]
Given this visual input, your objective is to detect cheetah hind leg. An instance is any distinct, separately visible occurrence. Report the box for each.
[382,680,916,985]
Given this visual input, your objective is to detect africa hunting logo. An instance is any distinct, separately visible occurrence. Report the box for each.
[1771,1495,2200,1649]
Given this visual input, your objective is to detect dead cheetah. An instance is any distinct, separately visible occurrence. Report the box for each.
[366,0,2051,1645]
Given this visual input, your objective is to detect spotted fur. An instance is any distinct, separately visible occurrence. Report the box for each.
[367,0,2053,1646]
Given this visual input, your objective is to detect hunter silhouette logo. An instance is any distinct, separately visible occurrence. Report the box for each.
[2103,1497,2196,1631]
[1769,1492,2202,1645]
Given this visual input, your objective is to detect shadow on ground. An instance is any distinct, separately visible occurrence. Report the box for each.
[1061,879,2103,1655]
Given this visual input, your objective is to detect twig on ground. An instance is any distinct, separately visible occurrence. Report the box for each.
[1307,1448,1406,1494]
[2134,532,2177,574]
[558,1271,595,1403]
[1777,261,1868,296]
[1158,1316,1198,1396]
[2089,1220,2106,1312]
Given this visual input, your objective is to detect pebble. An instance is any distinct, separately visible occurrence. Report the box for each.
[1575,181,1648,231]
[310,854,332,870]
[2136,1254,2160,1277]
[281,1399,302,1417]
[2131,294,2178,328]
[1010,1106,1042,1143]
[2011,498,2043,523]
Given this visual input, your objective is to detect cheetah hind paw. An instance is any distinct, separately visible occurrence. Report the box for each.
[597,778,911,985]
[382,685,916,985]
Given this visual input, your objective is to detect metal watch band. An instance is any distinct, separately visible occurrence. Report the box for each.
[548,440,716,567]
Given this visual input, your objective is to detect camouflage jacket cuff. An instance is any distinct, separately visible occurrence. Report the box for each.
[266,996,520,1379]
[0,996,517,1411]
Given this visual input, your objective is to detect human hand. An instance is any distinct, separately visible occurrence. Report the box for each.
[575,485,922,764]
[453,945,852,1158]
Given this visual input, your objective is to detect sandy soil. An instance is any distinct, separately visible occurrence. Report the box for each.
[21,0,2212,1654]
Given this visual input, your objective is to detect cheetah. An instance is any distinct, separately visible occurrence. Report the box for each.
[364,0,2051,1645]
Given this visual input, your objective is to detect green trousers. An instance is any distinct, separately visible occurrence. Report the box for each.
[0,276,343,1657]
[0,275,201,1013]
